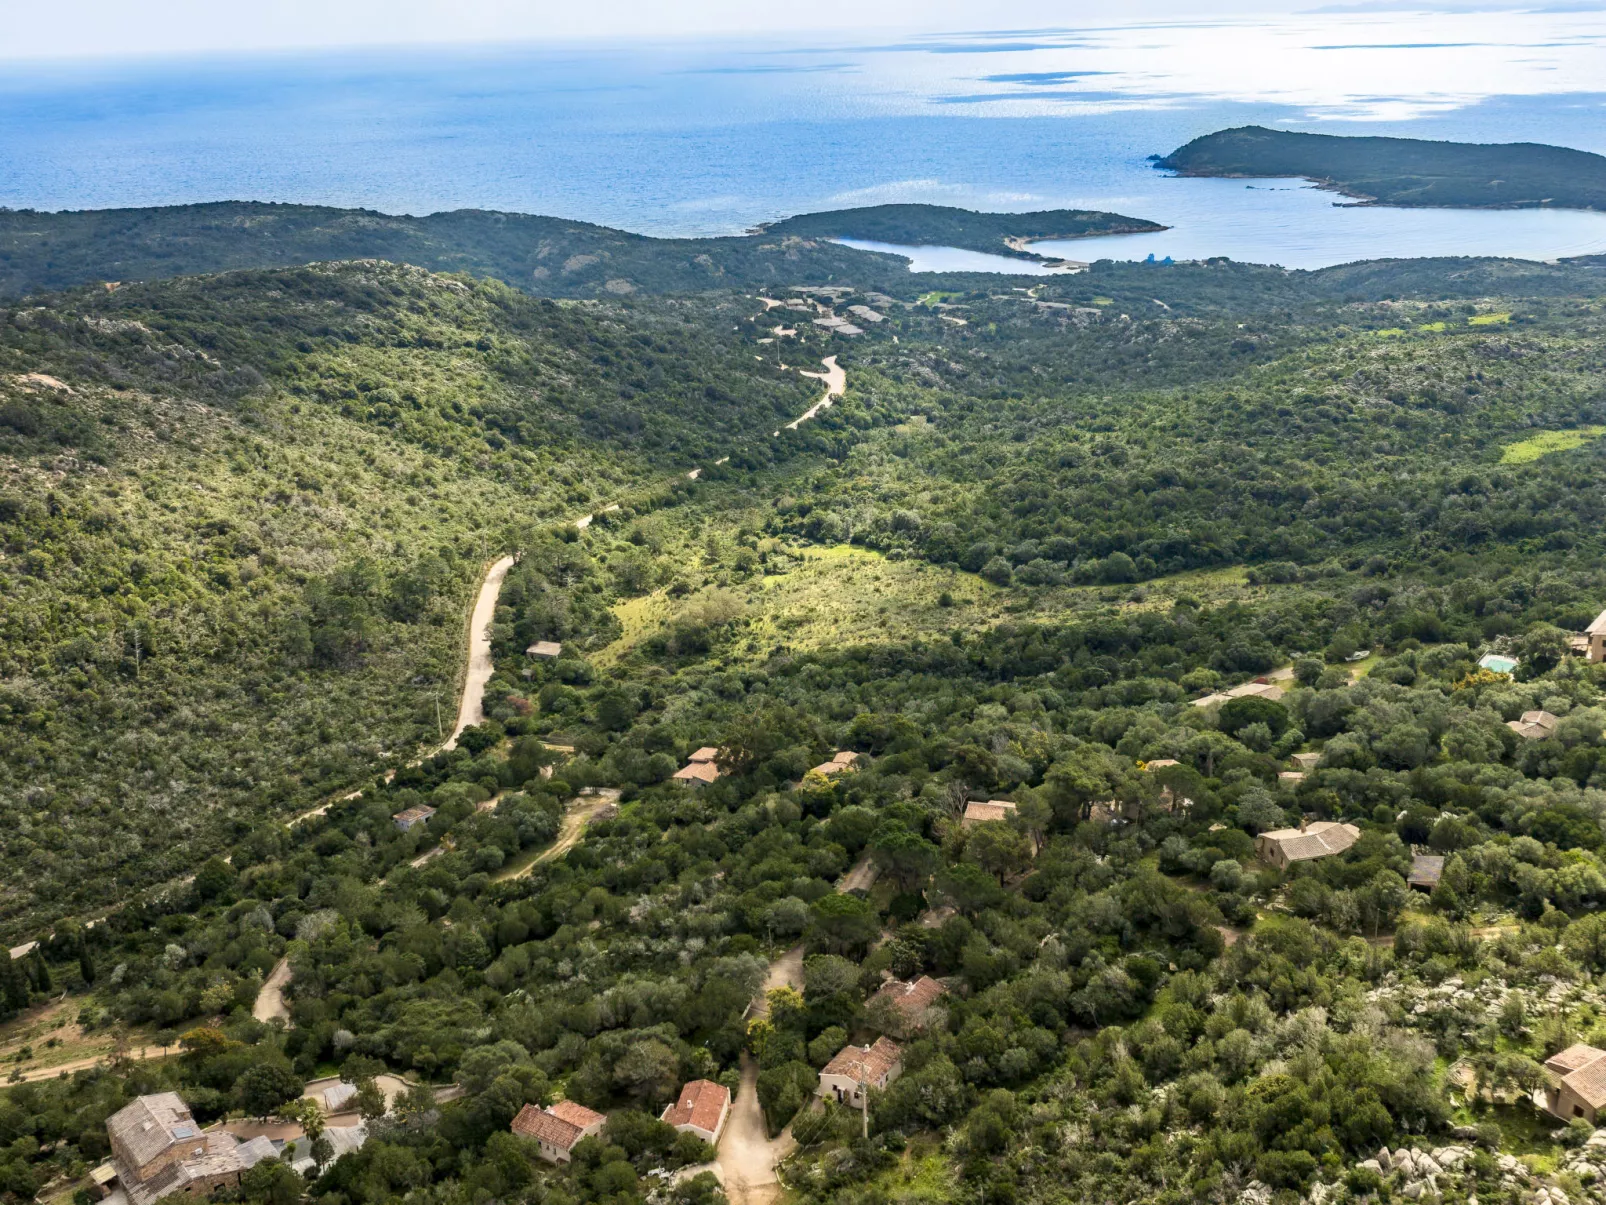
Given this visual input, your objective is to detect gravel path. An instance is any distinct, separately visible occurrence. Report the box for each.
[443,555,516,750]
[253,957,293,1023]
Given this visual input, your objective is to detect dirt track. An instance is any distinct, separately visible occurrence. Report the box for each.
[253,957,293,1023]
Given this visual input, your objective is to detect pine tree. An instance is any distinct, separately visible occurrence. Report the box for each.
[0,955,28,1016]
[79,948,97,985]
[28,951,52,994]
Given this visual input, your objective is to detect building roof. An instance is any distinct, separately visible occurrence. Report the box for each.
[872,976,947,1017]
[1547,1045,1606,1109]
[1522,710,1561,730]
[393,805,436,824]
[1225,681,1286,702]
[1278,772,1305,784]
[1507,719,1556,741]
[688,747,720,763]
[1409,855,1445,888]
[660,1080,730,1134]
[821,1036,902,1083]
[1258,821,1360,862]
[234,1137,279,1169]
[1191,692,1230,708]
[962,800,1017,824]
[673,761,721,784]
[1548,1044,1606,1076]
[108,1093,197,1169]
[324,1124,368,1159]
[511,1102,605,1151]
[526,640,563,658]
[1144,759,1180,770]
[322,1082,359,1112]
[831,751,861,766]
[1290,752,1321,770]
[1588,609,1606,637]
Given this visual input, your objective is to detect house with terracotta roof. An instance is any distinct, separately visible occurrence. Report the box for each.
[660,1080,731,1145]
[511,1101,607,1163]
[1255,820,1360,870]
[1507,710,1560,741]
[869,976,947,1038]
[672,761,721,787]
[818,1037,903,1108]
[1544,1044,1606,1122]
[961,800,1017,827]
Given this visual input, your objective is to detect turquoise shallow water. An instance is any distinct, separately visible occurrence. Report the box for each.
[3,16,1606,267]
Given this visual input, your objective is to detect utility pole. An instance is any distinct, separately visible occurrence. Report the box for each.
[860,1078,868,1139]
[435,694,443,741]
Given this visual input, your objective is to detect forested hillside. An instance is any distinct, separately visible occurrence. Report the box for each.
[1158,126,1606,210]
[7,247,1606,1205]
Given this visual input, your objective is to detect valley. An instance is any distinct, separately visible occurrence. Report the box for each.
[5,221,1606,1205]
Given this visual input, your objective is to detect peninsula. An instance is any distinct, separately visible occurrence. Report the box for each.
[757,202,1166,263]
[1155,125,1606,210]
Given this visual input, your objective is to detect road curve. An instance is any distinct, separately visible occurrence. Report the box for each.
[785,356,846,431]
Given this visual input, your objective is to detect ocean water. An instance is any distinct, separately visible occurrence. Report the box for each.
[3,11,1606,268]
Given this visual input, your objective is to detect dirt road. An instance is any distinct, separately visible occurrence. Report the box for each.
[784,356,846,431]
[13,1044,163,1083]
[253,957,293,1023]
[444,555,516,751]
[497,791,618,881]
[835,854,878,894]
[716,1053,798,1205]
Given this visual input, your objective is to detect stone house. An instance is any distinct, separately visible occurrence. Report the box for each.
[1255,820,1361,870]
[104,1093,276,1205]
[392,805,436,832]
[1544,1044,1606,1122]
[817,1037,903,1108]
[511,1101,607,1163]
[1507,710,1560,741]
[659,1079,731,1145]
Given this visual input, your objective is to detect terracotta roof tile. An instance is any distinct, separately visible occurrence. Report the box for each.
[661,1080,729,1134]
[822,1036,902,1083]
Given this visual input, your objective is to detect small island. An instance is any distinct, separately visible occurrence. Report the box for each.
[756,203,1166,265]
[1155,125,1606,211]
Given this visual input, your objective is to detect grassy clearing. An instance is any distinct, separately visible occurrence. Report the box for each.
[593,539,1263,667]
[1469,312,1512,326]
[1500,426,1605,464]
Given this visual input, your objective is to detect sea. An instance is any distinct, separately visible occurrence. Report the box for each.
[4,9,1606,270]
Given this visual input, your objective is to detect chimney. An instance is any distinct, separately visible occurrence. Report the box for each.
[1300,816,1308,832]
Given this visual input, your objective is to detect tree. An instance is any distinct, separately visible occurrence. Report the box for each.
[1220,695,1289,740]
[806,893,879,956]
[966,823,1033,884]
[277,1099,326,1169]
[193,856,237,903]
[1044,744,1134,826]
[507,736,555,784]
[615,1039,679,1105]
[869,823,940,892]
[1236,787,1288,836]
[237,1063,304,1118]
[935,863,1004,916]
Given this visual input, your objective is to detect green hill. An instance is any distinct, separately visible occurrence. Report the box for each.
[1156,124,1606,210]
[759,202,1164,261]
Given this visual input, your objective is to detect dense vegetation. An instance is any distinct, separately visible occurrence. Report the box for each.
[757,205,1164,262]
[0,203,947,300]
[1157,125,1606,210]
[9,234,1606,1205]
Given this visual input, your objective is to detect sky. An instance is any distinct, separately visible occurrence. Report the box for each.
[4,0,1582,62]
